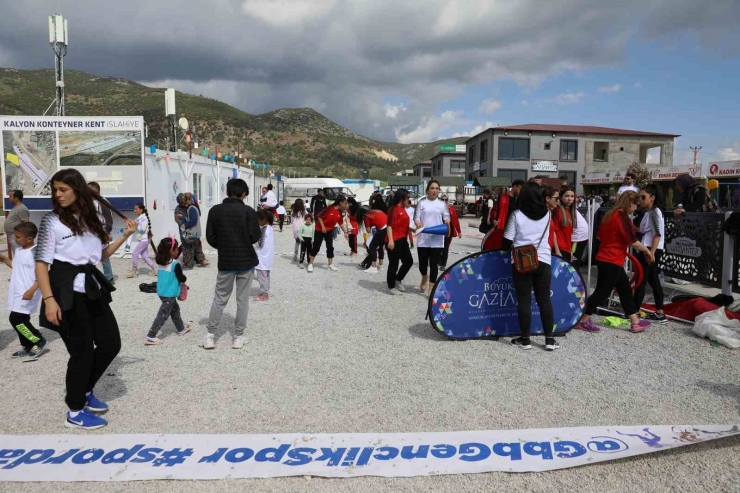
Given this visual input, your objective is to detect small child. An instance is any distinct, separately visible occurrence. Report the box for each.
[254,209,275,301]
[127,203,157,278]
[298,214,315,269]
[0,223,47,361]
[276,201,287,233]
[347,211,359,257]
[145,237,190,345]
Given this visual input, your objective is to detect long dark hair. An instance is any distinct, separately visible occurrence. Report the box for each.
[155,237,180,266]
[291,198,305,218]
[370,194,387,212]
[387,188,409,219]
[51,169,109,243]
[135,202,157,256]
[640,183,664,212]
[517,181,548,220]
[557,186,576,228]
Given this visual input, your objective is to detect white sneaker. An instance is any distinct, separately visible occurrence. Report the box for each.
[388,287,402,295]
[307,264,314,273]
[364,266,378,274]
[232,336,245,349]
[329,264,339,272]
[199,333,215,350]
[396,281,406,292]
[299,263,305,269]
[378,265,384,272]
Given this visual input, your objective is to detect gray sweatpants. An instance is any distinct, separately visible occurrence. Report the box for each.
[257,269,270,294]
[148,297,184,338]
[206,269,254,336]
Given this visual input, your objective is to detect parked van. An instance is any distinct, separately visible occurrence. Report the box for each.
[283,178,355,210]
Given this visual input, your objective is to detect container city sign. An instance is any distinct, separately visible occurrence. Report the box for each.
[581,173,612,184]
[437,144,466,153]
[708,161,740,178]
[531,160,558,172]
[650,165,702,181]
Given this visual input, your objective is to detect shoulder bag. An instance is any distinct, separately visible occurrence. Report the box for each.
[512,214,549,274]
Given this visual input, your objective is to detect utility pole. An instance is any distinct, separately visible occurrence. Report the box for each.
[165,88,176,152]
[690,146,702,165]
[48,14,68,116]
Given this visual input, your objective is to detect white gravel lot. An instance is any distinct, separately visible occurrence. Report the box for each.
[0,222,739,492]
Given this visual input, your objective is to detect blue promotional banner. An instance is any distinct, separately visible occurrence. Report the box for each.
[429,251,586,338]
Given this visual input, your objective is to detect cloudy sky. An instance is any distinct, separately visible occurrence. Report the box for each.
[1,0,739,162]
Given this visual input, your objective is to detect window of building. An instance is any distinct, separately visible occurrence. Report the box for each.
[544,142,551,151]
[480,140,487,162]
[498,138,530,160]
[497,169,528,183]
[560,140,578,161]
[423,168,432,178]
[469,145,476,165]
[192,173,203,200]
[450,160,465,173]
[560,171,577,188]
[593,142,609,162]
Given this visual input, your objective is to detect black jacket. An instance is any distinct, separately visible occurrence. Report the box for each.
[311,194,327,215]
[206,198,262,271]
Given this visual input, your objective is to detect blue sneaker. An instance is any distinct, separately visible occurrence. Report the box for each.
[86,392,109,413]
[65,409,108,430]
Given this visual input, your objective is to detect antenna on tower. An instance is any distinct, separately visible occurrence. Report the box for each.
[48,14,68,116]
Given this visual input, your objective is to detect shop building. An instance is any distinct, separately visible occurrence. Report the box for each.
[413,161,432,178]
[430,151,467,178]
[709,161,740,209]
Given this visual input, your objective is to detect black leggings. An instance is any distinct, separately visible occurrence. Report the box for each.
[362,229,387,268]
[300,237,312,263]
[60,293,122,411]
[311,230,335,259]
[440,235,453,267]
[386,238,413,289]
[571,241,588,270]
[634,249,664,310]
[585,261,638,317]
[512,263,554,339]
[417,247,443,283]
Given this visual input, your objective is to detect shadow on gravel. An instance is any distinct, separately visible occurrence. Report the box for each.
[695,381,740,411]
[99,355,144,404]
[0,326,61,353]
[407,323,448,342]
[356,278,390,293]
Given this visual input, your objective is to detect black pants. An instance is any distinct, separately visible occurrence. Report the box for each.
[417,247,443,283]
[572,241,588,270]
[585,261,638,317]
[278,214,285,232]
[311,230,335,259]
[386,238,413,289]
[559,251,572,263]
[348,234,358,254]
[364,229,387,267]
[300,237,313,263]
[439,236,453,267]
[9,311,46,349]
[59,293,122,411]
[512,263,554,339]
[634,250,664,310]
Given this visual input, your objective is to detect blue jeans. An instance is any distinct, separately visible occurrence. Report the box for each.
[102,258,114,281]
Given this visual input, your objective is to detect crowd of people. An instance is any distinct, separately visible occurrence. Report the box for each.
[5,167,709,429]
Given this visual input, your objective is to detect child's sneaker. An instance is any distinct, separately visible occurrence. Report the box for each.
[11,347,30,358]
[575,319,600,332]
[396,281,406,292]
[510,337,532,350]
[23,341,49,362]
[545,338,560,351]
[307,264,314,273]
[65,409,107,430]
[86,391,109,412]
[630,319,651,333]
[299,264,305,269]
[124,245,131,252]
[126,269,138,278]
[364,266,378,274]
[253,294,269,302]
[232,336,245,349]
[148,269,158,277]
[145,337,162,345]
[177,324,192,336]
[329,265,339,272]
[199,333,215,350]
[388,287,402,295]
[645,312,668,324]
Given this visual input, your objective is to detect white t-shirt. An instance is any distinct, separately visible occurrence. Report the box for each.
[136,214,149,241]
[504,210,552,266]
[35,213,106,293]
[405,206,416,230]
[256,225,275,271]
[414,197,450,248]
[572,210,589,242]
[617,185,639,196]
[8,246,41,314]
[264,190,278,208]
[640,208,665,251]
[276,205,287,215]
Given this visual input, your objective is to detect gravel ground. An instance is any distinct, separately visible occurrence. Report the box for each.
[1,222,739,492]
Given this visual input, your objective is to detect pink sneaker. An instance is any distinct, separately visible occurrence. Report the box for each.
[253,294,269,302]
[576,319,600,332]
[630,319,651,333]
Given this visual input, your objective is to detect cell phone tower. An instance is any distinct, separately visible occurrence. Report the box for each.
[48,14,68,116]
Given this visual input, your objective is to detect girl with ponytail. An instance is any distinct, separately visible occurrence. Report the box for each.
[126,203,157,278]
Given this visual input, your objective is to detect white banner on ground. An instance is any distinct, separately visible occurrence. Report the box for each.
[0,425,737,482]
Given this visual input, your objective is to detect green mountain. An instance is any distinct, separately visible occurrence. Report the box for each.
[0,68,468,179]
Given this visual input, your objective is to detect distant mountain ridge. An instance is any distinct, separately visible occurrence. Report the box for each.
[0,67,468,179]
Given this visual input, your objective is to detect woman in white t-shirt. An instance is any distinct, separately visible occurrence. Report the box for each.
[35,169,137,430]
[634,184,666,324]
[571,209,590,270]
[414,180,450,293]
[503,182,558,352]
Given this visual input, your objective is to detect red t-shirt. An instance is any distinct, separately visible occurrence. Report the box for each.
[551,208,573,253]
[363,211,387,231]
[595,210,638,266]
[387,206,410,241]
[317,206,342,231]
[348,213,359,235]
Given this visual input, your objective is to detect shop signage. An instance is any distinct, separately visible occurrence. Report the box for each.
[531,160,558,172]
[581,173,612,184]
[708,161,740,178]
[650,165,702,181]
[437,144,466,153]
